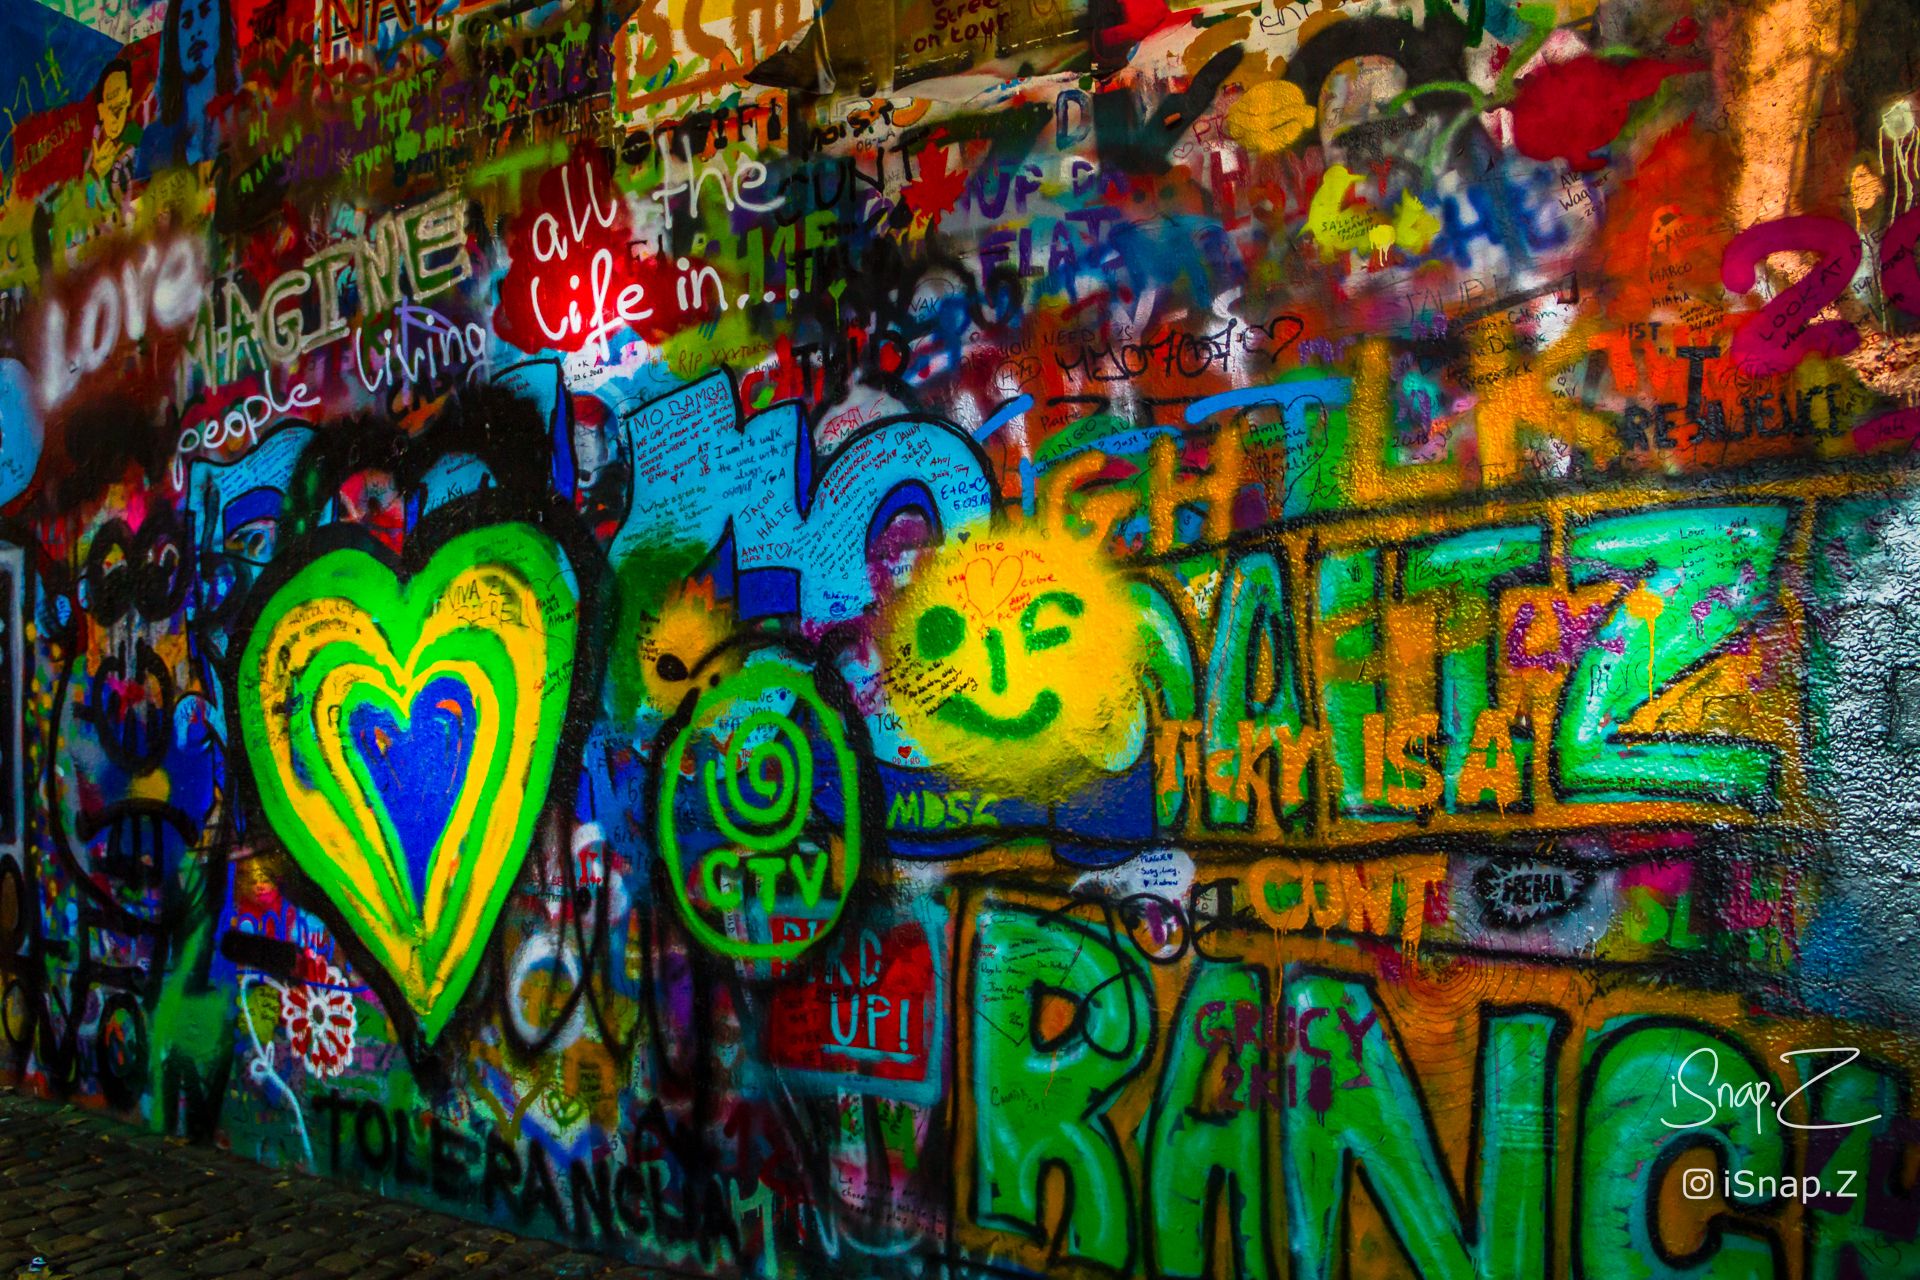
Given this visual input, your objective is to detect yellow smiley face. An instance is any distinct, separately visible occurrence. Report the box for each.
[882,529,1144,794]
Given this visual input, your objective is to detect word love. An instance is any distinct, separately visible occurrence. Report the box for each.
[39,238,203,406]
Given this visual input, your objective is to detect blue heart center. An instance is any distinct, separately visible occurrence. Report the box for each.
[347,675,478,908]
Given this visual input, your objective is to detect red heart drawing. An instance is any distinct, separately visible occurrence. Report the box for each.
[963,555,1022,619]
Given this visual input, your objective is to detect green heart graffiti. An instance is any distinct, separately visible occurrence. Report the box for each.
[238,524,577,1043]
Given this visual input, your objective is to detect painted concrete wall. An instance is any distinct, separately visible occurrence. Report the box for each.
[4,0,1920,1274]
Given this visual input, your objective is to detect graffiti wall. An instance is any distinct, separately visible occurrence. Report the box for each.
[4,0,1920,1273]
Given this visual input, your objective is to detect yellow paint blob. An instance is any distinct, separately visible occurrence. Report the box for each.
[1228,81,1317,155]
[1304,164,1440,262]
[638,584,739,713]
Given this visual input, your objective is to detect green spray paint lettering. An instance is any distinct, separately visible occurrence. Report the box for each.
[1578,1020,1786,1280]
[1557,506,1789,809]
[1205,553,1312,831]
[1285,969,1556,1280]
[1402,524,1544,811]
[1147,963,1276,1280]
[971,901,1149,1271]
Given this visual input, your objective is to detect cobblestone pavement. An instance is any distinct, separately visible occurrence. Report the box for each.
[0,1089,664,1279]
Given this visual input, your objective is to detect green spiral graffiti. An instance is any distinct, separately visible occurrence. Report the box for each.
[703,709,813,853]
[657,661,860,961]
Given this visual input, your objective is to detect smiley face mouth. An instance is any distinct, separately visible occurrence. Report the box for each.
[934,689,1062,739]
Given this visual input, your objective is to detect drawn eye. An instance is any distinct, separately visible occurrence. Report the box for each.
[1019,591,1084,652]
[135,529,190,619]
[916,605,965,661]
[225,516,278,566]
[82,524,135,624]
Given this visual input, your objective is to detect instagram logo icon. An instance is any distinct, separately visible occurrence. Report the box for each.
[1681,1169,1716,1200]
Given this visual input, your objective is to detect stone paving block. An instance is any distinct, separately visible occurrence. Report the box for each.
[92,1175,165,1198]
[23,1227,69,1253]
[148,1206,214,1230]
[254,1228,330,1256]
[346,1259,426,1280]
[59,1243,151,1272]
[34,1187,96,1209]
[43,1230,103,1255]
[83,1215,149,1243]
[187,1246,268,1274]
[352,1225,429,1254]
[246,1200,308,1227]
[71,1262,157,1280]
